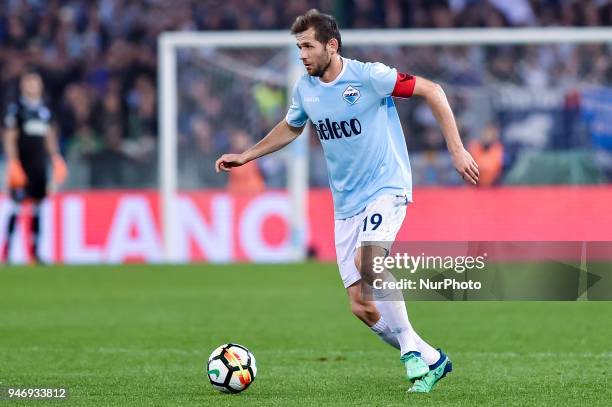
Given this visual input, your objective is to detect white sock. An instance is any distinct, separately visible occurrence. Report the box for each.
[372,283,419,355]
[370,317,440,364]
[370,317,400,349]
[412,331,440,366]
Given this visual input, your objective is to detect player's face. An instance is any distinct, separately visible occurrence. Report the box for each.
[296,27,332,77]
[21,74,43,100]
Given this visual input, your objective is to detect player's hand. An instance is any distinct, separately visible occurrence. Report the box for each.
[7,159,28,188]
[452,148,479,185]
[52,154,68,185]
[215,153,247,173]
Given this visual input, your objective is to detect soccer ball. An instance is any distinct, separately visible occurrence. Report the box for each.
[206,343,257,393]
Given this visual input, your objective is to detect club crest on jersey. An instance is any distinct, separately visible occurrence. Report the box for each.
[342,85,360,105]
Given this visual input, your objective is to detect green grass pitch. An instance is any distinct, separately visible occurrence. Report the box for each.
[0,264,610,406]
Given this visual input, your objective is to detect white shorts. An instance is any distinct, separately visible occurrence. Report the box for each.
[334,194,408,288]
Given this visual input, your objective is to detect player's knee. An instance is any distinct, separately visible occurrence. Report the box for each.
[355,257,377,285]
[355,246,386,286]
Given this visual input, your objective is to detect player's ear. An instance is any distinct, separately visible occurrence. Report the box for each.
[327,38,339,54]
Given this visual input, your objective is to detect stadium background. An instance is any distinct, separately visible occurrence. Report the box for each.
[1,2,611,406]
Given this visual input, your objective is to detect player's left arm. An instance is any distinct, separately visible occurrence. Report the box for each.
[395,74,479,185]
[44,125,68,185]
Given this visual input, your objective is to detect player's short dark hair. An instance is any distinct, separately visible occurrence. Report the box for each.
[21,66,42,79]
[291,9,342,54]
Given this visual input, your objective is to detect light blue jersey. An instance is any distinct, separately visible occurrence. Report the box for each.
[285,57,412,219]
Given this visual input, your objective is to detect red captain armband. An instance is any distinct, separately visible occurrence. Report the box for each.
[391,72,416,98]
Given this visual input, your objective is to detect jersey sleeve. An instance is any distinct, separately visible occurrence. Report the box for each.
[285,81,308,128]
[40,106,53,126]
[3,103,18,129]
[366,62,398,98]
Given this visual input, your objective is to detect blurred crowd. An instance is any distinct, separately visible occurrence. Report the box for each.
[1,0,611,189]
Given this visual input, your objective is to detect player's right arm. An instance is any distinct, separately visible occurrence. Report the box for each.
[3,105,28,187]
[216,79,308,173]
[3,103,19,160]
[3,127,19,161]
[215,120,304,173]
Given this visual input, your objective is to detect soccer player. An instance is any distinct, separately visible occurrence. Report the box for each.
[215,9,479,392]
[2,70,67,263]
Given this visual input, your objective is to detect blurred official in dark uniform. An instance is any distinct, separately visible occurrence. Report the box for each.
[2,69,67,263]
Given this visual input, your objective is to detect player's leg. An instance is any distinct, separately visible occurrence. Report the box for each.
[342,252,440,359]
[346,282,379,325]
[30,198,43,263]
[25,166,47,264]
[335,198,444,384]
[352,265,440,364]
[355,244,429,381]
[358,197,451,392]
[2,192,23,263]
[344,266,450,390]
[346,281,400,349]
[355,244,419,352]
[354,194,429,381]
[355,195,442,364]
[336,214,401,349]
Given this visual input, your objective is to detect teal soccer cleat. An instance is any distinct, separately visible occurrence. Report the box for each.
[408,349,453,393]
[400,351,430,382]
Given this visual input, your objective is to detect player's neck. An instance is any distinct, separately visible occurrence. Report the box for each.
[319,55,343,84]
